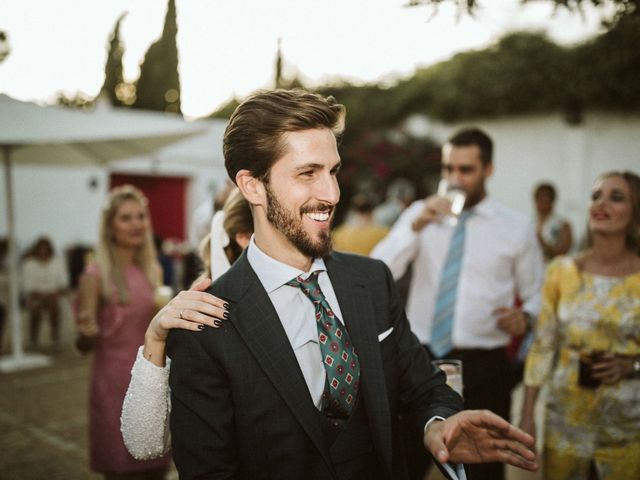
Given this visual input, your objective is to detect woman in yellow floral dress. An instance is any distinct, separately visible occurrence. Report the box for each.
[520,171,640,480]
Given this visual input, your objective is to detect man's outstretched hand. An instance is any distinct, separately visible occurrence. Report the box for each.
[424,410,539,471]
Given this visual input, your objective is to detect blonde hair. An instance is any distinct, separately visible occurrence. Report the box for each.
[198,188,253,275]
[96,185,158,303]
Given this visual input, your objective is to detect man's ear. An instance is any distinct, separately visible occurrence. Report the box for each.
[483,162,494,179]
[235,169,265,206]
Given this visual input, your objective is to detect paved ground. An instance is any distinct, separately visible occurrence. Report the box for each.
[0,296,542,480]
[0,297,178,480]
[1,348,106,480]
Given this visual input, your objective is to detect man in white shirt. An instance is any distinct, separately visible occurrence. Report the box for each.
[372,127,544,480]
[168,91,539,480]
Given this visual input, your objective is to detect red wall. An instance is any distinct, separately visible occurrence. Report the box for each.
[110,173,188,241]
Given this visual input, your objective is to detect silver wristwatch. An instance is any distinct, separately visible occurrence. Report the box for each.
[632,359,640,378]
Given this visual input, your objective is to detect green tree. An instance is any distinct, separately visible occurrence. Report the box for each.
[321,24,639,125]
[396,32,572,122]
[55,91,95,109]
[406,0,639,24]
[575,14,640,110]
[0,30,10,64]
[99,13,128,106]
[274,38,284,89]
[209,97,241,119]
[132,0,181,113]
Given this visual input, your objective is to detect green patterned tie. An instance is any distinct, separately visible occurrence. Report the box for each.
[287,271,360,419]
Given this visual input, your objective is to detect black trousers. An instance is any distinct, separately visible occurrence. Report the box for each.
[403,345,511,480]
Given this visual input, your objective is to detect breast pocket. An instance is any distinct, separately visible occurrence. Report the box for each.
[378,327,394,342]
[378,327,397,363]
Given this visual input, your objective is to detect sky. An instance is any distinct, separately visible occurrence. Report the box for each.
[0,0,609,119]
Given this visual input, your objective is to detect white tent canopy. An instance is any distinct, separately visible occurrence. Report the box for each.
[0,94,206,164]
[0,94,207,372]
[116,118,227,171]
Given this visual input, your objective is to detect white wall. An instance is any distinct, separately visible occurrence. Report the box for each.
[0,160,228,255]
[0,164,107,254]
[413,111,640,247]
[2,111,639,255]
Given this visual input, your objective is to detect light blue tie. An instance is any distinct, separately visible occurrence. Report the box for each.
[431,210,473,358]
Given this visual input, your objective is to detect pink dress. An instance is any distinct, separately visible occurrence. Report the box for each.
[84,263,171,474]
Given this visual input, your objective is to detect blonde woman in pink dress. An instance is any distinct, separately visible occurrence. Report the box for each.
[75,185,171,479]
[121,189,251,459]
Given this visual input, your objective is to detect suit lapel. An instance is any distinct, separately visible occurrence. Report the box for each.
[326,254,393,475]
[222,255,333,470]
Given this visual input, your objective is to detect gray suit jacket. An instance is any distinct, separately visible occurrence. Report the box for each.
[168,251,462,479]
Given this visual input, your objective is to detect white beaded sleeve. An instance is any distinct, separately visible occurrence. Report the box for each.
[120,346,172,459]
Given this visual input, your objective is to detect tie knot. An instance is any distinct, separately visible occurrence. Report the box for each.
[286,271,323,302]
[457,209,474,224]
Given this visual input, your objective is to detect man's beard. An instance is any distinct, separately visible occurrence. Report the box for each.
[463,182,486,209]
[264,183,333,259]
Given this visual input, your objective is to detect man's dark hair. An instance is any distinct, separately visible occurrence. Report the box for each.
[223,89,346,184]
[448,127,493,166]
[534,182,557,202]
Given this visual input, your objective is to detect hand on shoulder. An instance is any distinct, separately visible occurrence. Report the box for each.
[146,278,230,342]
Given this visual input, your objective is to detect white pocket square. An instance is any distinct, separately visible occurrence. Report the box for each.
[378,327,394,342]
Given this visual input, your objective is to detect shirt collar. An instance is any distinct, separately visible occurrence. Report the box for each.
[468,196,496,219]
[246,235,327,293]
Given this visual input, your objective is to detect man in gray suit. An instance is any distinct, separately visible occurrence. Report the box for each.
[167,89,538,480]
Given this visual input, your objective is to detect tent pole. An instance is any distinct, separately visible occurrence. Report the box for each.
[0,146,51,372]
[2,146,23,358]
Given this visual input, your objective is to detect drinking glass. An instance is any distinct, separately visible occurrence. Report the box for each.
[437,179,466,225]
[154,285,174,310]
[432,359,463,397]
[578,351,604,388]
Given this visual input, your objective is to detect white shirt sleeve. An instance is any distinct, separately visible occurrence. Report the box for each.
[515,222,544,318]
[370,201,423,281]
[120,346,172,459]
[424,417,468,480]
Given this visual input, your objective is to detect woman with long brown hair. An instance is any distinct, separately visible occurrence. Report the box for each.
[520,171,640,479]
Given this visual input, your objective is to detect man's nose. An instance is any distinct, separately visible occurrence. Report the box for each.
[446,170,462,185]
[316,175,340,205]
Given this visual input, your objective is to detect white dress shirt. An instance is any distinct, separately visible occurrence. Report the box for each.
[247,236,344,410]
[371,196,544,349]
[248,237,467,479]
[21,256,68,294]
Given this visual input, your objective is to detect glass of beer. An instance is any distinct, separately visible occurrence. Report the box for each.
[578,351,604,388]
[154,285,174,310]
[437,179,466,226]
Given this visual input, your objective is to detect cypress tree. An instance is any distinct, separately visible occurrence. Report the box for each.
[132,0,181,113]
[0,30,11,64]
[274,38,283,89]
[99,13,127,106]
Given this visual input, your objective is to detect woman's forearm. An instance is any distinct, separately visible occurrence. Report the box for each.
[521,385,541,418]
[143,331,168,367]
[121,346,171,459]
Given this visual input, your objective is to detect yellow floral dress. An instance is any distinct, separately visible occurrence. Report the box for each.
[524,256,640,480]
